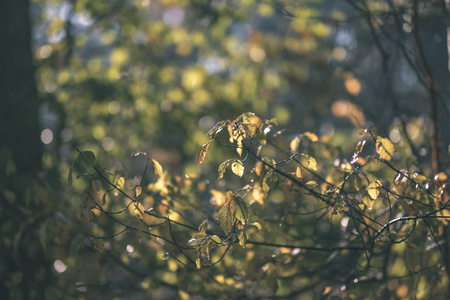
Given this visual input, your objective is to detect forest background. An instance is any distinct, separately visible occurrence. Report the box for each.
[1,0,450,299]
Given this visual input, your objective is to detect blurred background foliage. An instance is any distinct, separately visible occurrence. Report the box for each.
[1,0,450,299]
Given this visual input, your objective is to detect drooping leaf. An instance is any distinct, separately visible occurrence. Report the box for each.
[263,171,277,195]
[255,161,264,176]
[134,202,145,220]
[304,131,318,142]
[231,160,244,177]
[198,142,211,165]
[234,197,249,223]
[195,258,201,269]
[368,180,382,200]
[306,180,318,187]
[351,140,366,164]
[376,136,394,161]
[152,159,163,177]
[218,161,230,180]
[101,192,107,206]
[218,202,234,234]
[210,235,221,244]
[267,117,278,126]
[68,167,73,186]
[290,136,300,152]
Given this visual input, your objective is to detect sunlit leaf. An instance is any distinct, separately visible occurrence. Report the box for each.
[134,203,145,220]
[152,159,163,177]
[376,136,394,161]
[198,142,211,165]
[351,140,366,164]
[231,161,244,177]
[290,136,300,152]
[368,180,382,200]
[195,258,201,269]
[304,131,318,142]
[250,222,262,230]
[306,180,318,187]
[267,118,278,126]
[135,186,142,197]
[255,161,264,176]
[302,154,317,171]
[116,177,125,189]
[218,202,234,234]
[296,166,302,179]
[234,197,249,223]
[210,235,221,244]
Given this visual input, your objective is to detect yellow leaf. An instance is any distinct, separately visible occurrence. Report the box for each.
[135,186,142,197]
[134,203,145,220]
[306,181,318,187]
[303,154,318,171]
[295,166,302,179]
[376,136,394,161]
[304,131,318,142]
[368,180,382,200]
[152,159,163,177]
[117,177,125,189]
[195,258,201,269]
[210,235,221,244]
[255,161,264,176]
[290,136,300,152]
[231,161,244,177]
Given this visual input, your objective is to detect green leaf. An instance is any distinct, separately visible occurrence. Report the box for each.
[234,197,249,223]
[92,179,102,192]
[266,264,279,294]
[68,167,73,186]
[152,159,163,177]
[91,237,105,252]
[218,202,234,234]
[198,220,208,233]
[101,193,107,206]
[405,244,421,272]
[368,180,382,200]
[210,235,221,244]
[231,160,244,177]
[376,136,394,161]
[116,177,125,189]
[238,231,246,248]
[79,151,96,167]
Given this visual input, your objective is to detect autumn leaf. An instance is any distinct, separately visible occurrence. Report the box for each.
[198,142,211,165]
[210,235,221,244]
[376,136,394,161]
[218,161,230,180]
[116,177,125,189]
[302,154,317,171]
[195,258,201,269]
[351,140,366,164]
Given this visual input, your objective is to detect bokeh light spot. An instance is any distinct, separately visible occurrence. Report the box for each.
[41,128,54,144]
